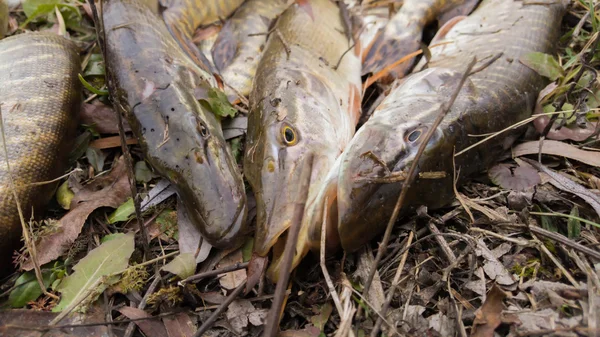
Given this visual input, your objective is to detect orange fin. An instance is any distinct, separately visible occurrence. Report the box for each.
[429,15,466,45]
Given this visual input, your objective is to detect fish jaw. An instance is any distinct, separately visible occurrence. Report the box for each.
[335,117,448,252]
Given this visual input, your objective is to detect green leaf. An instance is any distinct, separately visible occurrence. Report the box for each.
[83,54,106,77]
[78,74,109,96]
[8,270,57,308]
[567,207,581,239]
[134,161,156,183]
[161,253,196,279]
[86,146,105,172]
[156,210,178,240]
[22,0,58,18]
[520,52,564,81]
[310,303,333,331]
[229,137,243,164]
[56,180,74,210]
[108,198,134,224]
[241,237,254,262]
[200,88,237,118]
[53,233,134,312]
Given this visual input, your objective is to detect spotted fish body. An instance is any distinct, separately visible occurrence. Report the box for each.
[0,33,81,271]
[243,0,362,281]
[212,0,292,100]
[101,0,247,248]
[362,0,479,82]
[308,0,567,252]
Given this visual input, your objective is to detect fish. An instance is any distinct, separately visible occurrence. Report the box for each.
[361,0,480,83]
[211,0,293,100]
[0,32,81,273]
[243,0,362,281]
[99,0,248,248]
[0,0,8,39]
[306,0,567,253]
[160,0,245,72]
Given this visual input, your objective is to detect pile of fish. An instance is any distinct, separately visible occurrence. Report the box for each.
[0,0,567,281]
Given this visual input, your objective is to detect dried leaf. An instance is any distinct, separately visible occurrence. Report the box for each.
[86,146,105,173]
[513,140,600,168]
[523,158,600,218]
[23,157,131,270]
[245,253,267,294]
[162,253,196,279]
[278,326,322,337]
[162,312,196,337]
[353,247,385,311]
[310,303,333,331]
[222,115,247,140]
[488,163,541,191]
[218,250,246,290]
[53,232,134,312]
[520,52,563,80]
[89,136,138,149]
[226,299,265,334]
[118,307,167,337]
[177,200,211,263]
[471,284,506,337]
[476,239,516,286]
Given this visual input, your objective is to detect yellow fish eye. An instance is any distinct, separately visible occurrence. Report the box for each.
[281,125,298,146]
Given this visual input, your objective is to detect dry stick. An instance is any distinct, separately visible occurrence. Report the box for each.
[0,106,59,301]
[181,262,249,284]
[359,58,477,317]
[427,222,456,264]
[263,155,314,337]
[370,231,414,337]
[193,280,247,337]
[87,0,149,260]
[527,225,600,260]
[320,196,344,315]
[123,273,162,337]
[531,232,579,288]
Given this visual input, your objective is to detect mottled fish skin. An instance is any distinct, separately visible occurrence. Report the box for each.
[101,0,247,248]
[212,0,293,100]
[310,0,566,252]
[0,33,81,272]
[362,0,479,82]
[0,0,7,39]
[243,0,362,281]
[161,0,244,70]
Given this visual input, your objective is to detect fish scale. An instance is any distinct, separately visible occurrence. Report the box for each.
[0,33,81,273]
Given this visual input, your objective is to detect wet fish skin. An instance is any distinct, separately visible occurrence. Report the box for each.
[0,33,81,272]
[0,0,7,39]
[101,0,247,248]
[212,0,293,100]
[362,0,479,81]
[243,0,361,280]
[312,0,566,252]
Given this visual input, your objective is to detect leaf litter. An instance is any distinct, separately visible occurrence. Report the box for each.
[2,1,600,337]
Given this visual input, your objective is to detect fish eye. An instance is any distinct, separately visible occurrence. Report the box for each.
[197,120,209,138]
[406,127,426,143]
[281,125,298,146]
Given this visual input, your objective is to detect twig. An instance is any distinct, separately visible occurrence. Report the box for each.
[469,227,532,246]
[359,57,477,315]
[531,232,579,287]
[370,231,414,337]
[427,222,456,264]
[526,223,600,260]
[321,196,344,315]
[263,155,314,337]
[123,273,161,337]
[193,280,247,337]
[0,105,59,301]
[181,262,249,284]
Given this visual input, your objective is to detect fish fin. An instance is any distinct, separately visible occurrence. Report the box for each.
[295,0,314,21]
[163,12,216,74]
[349,83,362,125]
[437,0,479,27]
[429,14,466,45]
[212,20,238,72]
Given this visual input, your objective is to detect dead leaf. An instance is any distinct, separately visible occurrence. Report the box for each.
[199,291,227,304]
[489,163,541,191]
[523,157,600,218]
[162,253,197,279]
[217,250,246,290]
[162,312,196,337]
[513,140,600,168]
[222,115,247,140]
[310,303,333,331]
[177,200,212,264]
[533,115,598,142]
[0,308,108,337]
[80,102,131,134]
[278,326,322,337]
[89,136,138,150]
[471,284,506,337]
[245,253,267,294]
[353,246,385,311]
[428,312,455,336]
[23,157,131,270]
[512,308,582,333]
[225,299,258,334]
[117,307,167,337]
[476,239,516,286]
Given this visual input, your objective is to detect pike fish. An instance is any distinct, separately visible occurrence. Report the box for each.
[0,0,7,39]
[307,0,566,252]
[161,0,244,71]
[362,0,479,83]
[0,33,81,272]
[100,0,247,247]
[243,0,362,281]
[212,0,292,100]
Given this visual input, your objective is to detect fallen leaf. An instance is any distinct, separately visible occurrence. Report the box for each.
[177,199,212,263]
[245,253,267,294]
[523,157,600,218]
[135,161,157,183]
[162,312,196,337]
[89,136,138,149]
[217,250,246,290]
[488,163,541,191]
[310,303,333,331]
[53,233,134,312]
[86,147,105,173]
[117,306,167,337]
[108,198,134,224]
[512,308,582,333]
[80,102,130,135]
[471,284,506,337]
[23,157,131,270]
[353,246,385,311]
[225,299,254,334]
[278,326,321,337]
[8,269,58,308]
[162,253,197,279]
[476,239,516,286]
[198,291,227,304]
[222,115,247,140]
[0,309,108,337]
[513,140,600,168]
[428,312,455,336]
[520,52,563,80]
